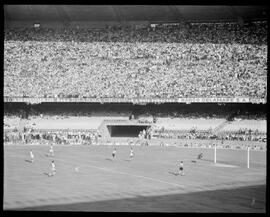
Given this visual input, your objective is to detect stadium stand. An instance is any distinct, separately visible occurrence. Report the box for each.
[3,6,267,213]
[4,21,267,99]
[4,6,267,151]
[4,102,266,148]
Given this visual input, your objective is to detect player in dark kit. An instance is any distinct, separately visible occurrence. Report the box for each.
[197,152,203,160]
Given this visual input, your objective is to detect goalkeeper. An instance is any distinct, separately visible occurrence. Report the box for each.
[197,152,203,160]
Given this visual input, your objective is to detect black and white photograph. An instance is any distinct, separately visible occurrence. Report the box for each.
[3,5,267,212]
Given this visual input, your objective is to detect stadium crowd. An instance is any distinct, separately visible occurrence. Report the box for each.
[4,127,266,150]
[151,127,266,142]
[4,21,267,99]
[4,129,99,145]
[4,123,266,147]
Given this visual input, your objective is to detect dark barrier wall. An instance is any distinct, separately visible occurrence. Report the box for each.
[108,125,149,137]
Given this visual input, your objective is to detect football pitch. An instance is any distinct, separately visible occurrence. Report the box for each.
[4,144,266,212]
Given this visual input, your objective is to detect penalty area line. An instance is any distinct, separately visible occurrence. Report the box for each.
[79,164,183,188]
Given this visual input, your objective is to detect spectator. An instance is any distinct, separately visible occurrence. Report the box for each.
[4,21,267,99]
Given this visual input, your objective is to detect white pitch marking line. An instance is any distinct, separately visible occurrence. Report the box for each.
[103,181,116,185]
[78,164,182,188]
[213,163,239,168]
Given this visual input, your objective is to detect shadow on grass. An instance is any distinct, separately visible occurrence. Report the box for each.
[199,158,233,165]
[168,171,179,176]
[17,184,266,212]
[200,158,213,163]
[45,154,54,157]
[24,160,32,163]
[43,172,55,177]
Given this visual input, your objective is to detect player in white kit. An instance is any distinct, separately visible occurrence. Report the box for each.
[30,150,34,163]
[130,147,134,160]
[49,160,56,177]
[49,144,54,157]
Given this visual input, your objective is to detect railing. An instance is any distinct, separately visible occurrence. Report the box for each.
[3,96,266,104]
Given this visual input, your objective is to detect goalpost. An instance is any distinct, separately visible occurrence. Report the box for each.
[247,146,250,169]
[214,143,217,164]
[213,144,250,168]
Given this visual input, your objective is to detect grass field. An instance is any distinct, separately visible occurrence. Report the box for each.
[4,144,266,212]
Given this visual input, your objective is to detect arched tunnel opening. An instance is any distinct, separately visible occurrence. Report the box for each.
[107,125,150,137]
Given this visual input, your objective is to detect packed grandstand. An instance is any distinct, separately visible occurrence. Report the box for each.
[4,21,267,99]
[4,6,267,151]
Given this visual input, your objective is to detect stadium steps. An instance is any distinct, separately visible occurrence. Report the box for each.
[223,119,266,132]
[98,120,111,139]
[213,111,240,134]
[155,118,225,131]
[213,120,231,133]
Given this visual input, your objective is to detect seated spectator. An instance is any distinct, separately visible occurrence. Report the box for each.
[4,21,267,99]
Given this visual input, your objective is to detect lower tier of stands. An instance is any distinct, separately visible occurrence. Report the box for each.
[4,115,266,133]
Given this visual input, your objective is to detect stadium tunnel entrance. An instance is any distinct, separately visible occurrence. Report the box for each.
[107,125,150,137]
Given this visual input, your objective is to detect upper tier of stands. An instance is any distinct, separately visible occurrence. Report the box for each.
[4,22,267,99]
